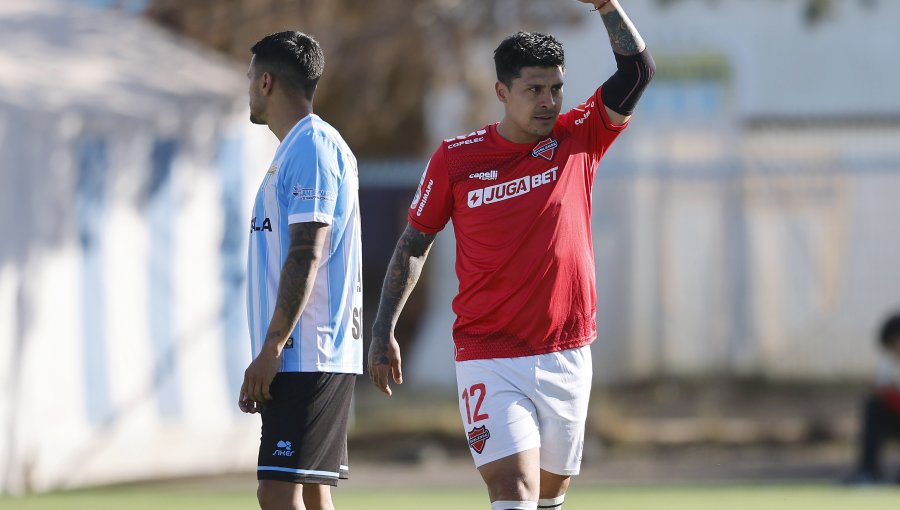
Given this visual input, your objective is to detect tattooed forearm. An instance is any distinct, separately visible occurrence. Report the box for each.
[600,6,646,55]
[371,225,436,343]
[263,222,328,347]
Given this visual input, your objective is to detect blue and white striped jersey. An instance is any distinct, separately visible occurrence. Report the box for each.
[247,114,362,374]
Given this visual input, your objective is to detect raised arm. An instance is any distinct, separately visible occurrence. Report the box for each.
[583,0,655,125]
[368,224,437,395]
[239,222,328,411]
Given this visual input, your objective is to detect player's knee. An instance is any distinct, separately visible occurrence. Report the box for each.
[538,469,570,499]
[483,471,538,501]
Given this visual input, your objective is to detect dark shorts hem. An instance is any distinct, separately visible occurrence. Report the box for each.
[257,470,340,487]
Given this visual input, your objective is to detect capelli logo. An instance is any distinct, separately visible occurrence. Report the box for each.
[469,170,498,181]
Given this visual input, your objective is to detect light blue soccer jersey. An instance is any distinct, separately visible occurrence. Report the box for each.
[247,114,362,374]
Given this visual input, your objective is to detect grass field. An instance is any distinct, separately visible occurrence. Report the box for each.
[2,485,899,510]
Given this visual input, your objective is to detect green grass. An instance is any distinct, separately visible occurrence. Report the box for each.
[2,485,899,510]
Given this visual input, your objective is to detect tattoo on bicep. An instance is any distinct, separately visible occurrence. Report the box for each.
[601,9,645,55]
[271,223,327,333]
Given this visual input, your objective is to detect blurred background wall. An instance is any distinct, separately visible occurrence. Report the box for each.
[1,0,899,495]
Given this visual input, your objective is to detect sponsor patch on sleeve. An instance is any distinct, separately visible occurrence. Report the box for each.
[291,185,337,202]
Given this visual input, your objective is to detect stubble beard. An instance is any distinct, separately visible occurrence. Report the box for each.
[529,120,556,139]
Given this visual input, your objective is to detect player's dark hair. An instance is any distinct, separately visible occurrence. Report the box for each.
[879,312,900,349]
[251,31,324,101]
[494,31,565,88]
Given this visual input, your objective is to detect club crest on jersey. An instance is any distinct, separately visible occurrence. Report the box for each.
[467,425,491,454]
[531,138,558,161]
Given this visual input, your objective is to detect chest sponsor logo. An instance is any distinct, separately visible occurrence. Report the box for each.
[531,137,558,161]
[469,170,498,181]
[466,167,558,209]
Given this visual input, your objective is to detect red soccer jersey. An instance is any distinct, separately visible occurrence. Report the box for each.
[408,87,627,361]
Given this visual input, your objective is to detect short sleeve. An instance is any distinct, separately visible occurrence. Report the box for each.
[407,146,452,234]
[558,86,628,159]
[279,133,341,225]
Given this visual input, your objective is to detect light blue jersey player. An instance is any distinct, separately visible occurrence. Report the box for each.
[247,113,362,374]
[240,31,361,508]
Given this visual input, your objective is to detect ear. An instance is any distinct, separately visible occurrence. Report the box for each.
[260,71,274,96]
[495,81,509,104]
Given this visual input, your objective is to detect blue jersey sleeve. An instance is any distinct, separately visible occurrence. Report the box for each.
[278,132,342,225]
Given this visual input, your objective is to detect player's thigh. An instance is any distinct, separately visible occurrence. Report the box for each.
[302,483,334,510]
[257,479,303,510]
[258,372,355,486]
[455,358,541,468]
[534,346,592,476]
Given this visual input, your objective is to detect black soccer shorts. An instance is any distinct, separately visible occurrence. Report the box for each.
[257,371,356,486]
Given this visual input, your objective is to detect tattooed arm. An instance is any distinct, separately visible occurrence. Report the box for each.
[596,0,645,55]
[581,0,655,125]
[239,222,328,412]
[368,224,437,396]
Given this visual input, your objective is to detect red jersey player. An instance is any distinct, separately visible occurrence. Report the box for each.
[370,1,654,509]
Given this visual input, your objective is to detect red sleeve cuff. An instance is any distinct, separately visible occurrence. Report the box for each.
[407,215,445,235]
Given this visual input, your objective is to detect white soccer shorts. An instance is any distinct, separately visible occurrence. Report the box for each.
[454,345,592,475]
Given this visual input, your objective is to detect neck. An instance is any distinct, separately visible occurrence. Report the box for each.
[268,100,314,142]
[496,118,540,144]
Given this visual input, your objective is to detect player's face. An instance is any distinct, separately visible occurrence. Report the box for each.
[497,66,564,143]
[247,57,267,125]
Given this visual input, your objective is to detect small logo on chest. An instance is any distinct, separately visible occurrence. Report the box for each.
[468,170,498,181]
[531,138,558,161]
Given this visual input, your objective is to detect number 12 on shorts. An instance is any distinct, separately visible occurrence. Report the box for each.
[461,383,490,424]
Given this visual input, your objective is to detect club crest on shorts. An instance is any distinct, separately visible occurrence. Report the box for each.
[531,138,558,161]
[467,425,491,454]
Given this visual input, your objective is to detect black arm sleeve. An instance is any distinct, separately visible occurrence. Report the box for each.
[600,48,656,116]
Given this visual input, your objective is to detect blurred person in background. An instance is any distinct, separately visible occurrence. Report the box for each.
[238,31,363,510]
[368,1,653,509]
[846,312,900,485]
